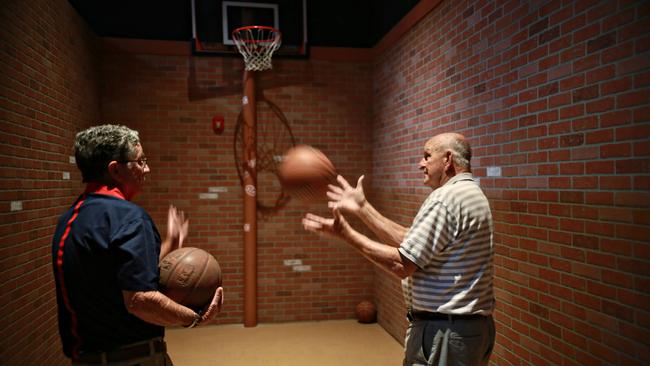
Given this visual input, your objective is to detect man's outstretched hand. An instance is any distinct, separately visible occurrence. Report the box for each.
[302,209,349,240]
[327,175,366,216]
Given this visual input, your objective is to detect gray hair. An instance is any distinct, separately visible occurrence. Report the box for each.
[74,124,140,182]
[449,137,472,170]
[432,133,472,170]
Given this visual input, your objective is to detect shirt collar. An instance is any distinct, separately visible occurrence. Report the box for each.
[84,182,127,200]
[446,172,475,186]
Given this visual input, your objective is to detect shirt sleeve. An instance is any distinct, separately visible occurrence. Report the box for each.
[399,199,454,269]
[112,217,161,292]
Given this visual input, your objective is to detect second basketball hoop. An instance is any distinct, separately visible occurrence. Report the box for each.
[232,26,281,71]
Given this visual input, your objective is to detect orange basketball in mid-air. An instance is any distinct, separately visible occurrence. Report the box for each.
[278,145,337,204]
[159,247,222,310]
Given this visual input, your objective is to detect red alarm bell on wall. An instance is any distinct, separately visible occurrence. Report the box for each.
[212,116,224,135]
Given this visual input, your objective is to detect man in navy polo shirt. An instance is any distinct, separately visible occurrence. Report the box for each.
[52,124,224,365]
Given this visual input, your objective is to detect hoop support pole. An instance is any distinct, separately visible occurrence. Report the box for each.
[242,69,258,327]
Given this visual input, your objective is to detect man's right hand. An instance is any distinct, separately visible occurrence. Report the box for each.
[198,287,224,325]
[327,175,366,215]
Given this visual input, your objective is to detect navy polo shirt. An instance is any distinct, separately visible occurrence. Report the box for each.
[52,189,163,358]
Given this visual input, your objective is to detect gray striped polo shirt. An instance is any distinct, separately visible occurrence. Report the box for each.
[398,172,494,315]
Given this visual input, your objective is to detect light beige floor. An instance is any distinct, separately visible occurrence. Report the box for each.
[166,319,403,366]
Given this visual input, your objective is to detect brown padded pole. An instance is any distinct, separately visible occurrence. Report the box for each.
[242,70,257,327]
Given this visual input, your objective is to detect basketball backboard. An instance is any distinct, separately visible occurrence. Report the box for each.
[191,0,308,58]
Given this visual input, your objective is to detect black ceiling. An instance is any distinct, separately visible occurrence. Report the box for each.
[68,0,420,49]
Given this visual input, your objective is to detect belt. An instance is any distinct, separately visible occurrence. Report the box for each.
[407,310,485,322]
[75,338,166,364]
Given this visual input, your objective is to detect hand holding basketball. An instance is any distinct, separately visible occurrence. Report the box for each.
[198,286,224,325]
[278,145,337,204]
[159,247,222,311]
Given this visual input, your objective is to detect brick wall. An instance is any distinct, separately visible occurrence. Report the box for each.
[372,0,650,365]
[2,0,649,365]
[99,52,376,324]
[0,0,100,364]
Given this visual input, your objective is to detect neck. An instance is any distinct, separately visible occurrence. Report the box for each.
[84,182,127,200]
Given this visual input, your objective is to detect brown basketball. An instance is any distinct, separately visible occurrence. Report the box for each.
[159,247,222,310]
[355,300,377,323]
[278,145,337,203]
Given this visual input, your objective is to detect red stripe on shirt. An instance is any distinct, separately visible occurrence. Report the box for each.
[84,182,126,200]
[55,196,86,358]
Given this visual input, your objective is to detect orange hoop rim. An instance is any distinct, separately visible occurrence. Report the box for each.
[232,25,281,44]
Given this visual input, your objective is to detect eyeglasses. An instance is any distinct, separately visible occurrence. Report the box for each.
[119,157,148,167]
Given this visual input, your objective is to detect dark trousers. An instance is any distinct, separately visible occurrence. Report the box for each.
[403,312,495,366]
[72,338,173,366]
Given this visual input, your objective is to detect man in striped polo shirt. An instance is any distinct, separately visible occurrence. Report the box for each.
[303,132,495,366]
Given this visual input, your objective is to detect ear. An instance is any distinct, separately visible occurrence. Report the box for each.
[444,151,454,172]
[107,160,121,180]
[444,151,452,164]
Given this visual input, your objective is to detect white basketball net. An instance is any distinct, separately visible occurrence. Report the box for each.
[232,26,282,71]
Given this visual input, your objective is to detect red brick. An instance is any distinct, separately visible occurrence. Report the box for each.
[588,96,616,113]
[549,177,571,189]
[602,76,633,95]
[563,273,587,292]
[572,233,599,250]
[560,44,585,63]
[584,128,613,145]
[616,224,650,242]
[603,42,635,65]
[600,142,631,158]
[585,191,614,205]
[600,176,632,190]
[573,23,601,43]
[633,106,650,122]
[600,110,632,127]
[560,104,584,119]
[549,148,571,161]
[616,159,650,174]
[602,7,635,32]
[587,336,620,363]
[572,85,599,102]
[633,141,650,156]
[617,90,650,108]
[560,74,585,91]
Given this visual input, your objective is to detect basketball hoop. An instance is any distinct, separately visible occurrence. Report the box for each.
[232,25,282,328]
[232,26,281,71]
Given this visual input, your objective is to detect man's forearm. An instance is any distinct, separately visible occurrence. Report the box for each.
[160,238,171,261]
[357,202,408,246]
[341,223,415,279]
[123,290,197,327]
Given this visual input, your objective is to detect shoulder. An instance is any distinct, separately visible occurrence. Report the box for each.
[440,173,481,195]
[431,174,486,210]
[84,194,152,224]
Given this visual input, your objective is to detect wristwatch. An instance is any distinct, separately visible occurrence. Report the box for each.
[185,313,201,328]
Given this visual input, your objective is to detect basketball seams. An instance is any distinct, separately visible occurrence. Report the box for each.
[162,247,196,304]
[159,247,221,309]
[189,249,211,307]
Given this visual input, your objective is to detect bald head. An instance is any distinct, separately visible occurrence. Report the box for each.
[426,133,472,172]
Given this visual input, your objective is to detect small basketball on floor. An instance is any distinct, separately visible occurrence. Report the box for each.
[159,247,222,310]
[278,145,337,204]
[355,300,377,323]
